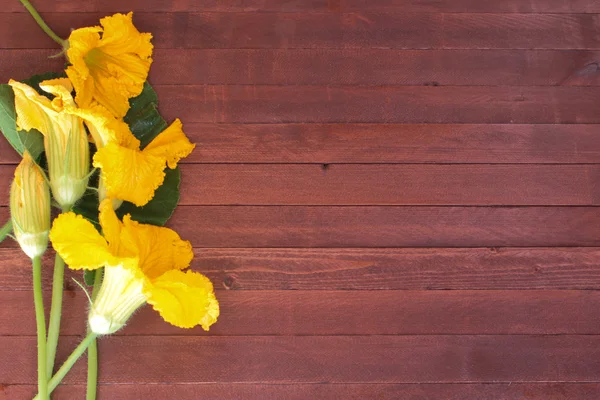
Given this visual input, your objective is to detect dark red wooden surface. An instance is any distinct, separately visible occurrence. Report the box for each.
[1,1,600,399]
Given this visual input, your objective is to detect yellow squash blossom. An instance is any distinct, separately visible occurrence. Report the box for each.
[68,104,195,207]
[66,12,153,118]
[9,79,90,210]
[49,199,219,334]
[10,151,51,259]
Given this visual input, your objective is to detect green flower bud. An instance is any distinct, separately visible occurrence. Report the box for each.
[10,152,51,259]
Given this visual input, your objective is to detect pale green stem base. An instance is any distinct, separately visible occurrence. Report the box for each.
[32,333,98,400]
[87,268,103,400]
[18,0,65,46]
[46,253,65,375]
[32,256,49,400]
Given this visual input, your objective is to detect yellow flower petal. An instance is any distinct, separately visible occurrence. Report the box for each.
[66,66,95,109]
[66,27,103,80]
[119,214,193,280]
[201,291,220,331]
[98,12,153,59]
[38,78,75,110]
[66,101,140,149]
[98,198,123,252]
[8,80,57,135]
[146,270,219,330]
[93,142,165,206]
[49,212,113,270]
[86,71,134,118]
[66,12,152,118]
[143,119,195,169]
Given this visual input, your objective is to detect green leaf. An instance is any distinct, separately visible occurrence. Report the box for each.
[84,270,97,286]
[72,167,180,227]
[117,167,181,226]
[124,82,168,148]
[0,85,45,159]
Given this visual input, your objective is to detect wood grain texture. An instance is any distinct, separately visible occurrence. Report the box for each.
[2,0,600,397]
[174,164,600,206]
[6,383,600,400]
[2,248,600,291]
[4,0,600,13]
[4,336,600,384]
[161,206,600,248]
[3,49,600,86]
[4,290,600,336]
[1,206,599,248]
[3,124,600,164]
[1,13,600,50]
[1,164,599,206]
[152,85,600,124]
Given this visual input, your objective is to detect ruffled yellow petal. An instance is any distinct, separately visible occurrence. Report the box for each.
[66,12,152,118]
[119,214,193,279]
[38,78,75,109]
[146,270,219,329]
[66,66,94,109]
[201,292,220,331]
[66,27,103,80]
[66,102,140,149]
[98,12,153,59]
[8,80,57,134]
[49,212,113,270]
[93,142,165,206]
[87,71,134,118]
[143,119,195,169]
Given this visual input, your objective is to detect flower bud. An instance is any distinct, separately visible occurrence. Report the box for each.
[9,79,91,210]
[10,152,51,259]
[41,86,90,210]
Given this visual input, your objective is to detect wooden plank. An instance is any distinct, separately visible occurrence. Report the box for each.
[2,206,600,248]
[175,123,600,164]
[4,49,600,86]
[3,290,600,336]
[152,85,600,124]
[151,49,600,86]
[4,0,600,13]
[167,206,600,248]
[6,383,600,400]
[174,164,600,206]
[2,248,600,291]
[1,13,599,50]
[3,123,600,165]
[1,164,599,206]
[4,336,600,384]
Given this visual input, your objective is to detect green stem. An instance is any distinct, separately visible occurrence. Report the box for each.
[32,333,98,400]
[0,219,12,243]
[87,268,103,400]
[17,0,65,46]
[45,253,65,375]
[46,206,71,376]
[32,256,49,400]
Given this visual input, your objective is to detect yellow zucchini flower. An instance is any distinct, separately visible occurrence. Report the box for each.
[9,79,90,210]
[66,12,153,118]
[49,199,219,334]
[69,104,195,207]
[10,151,51,259]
